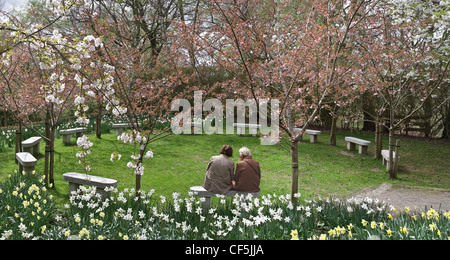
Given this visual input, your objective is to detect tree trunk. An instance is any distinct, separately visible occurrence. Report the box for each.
[290,140,299,203]
[49,129,55,187]
[44,107,50,184]
[136,174,141,198]
[96,96,103,139]
[388,128,396,179]
[393,139,400,175]
[44,145,49,187]
[374,118,383,160]
[329,113,337,146]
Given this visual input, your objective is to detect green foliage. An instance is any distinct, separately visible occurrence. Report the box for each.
[1,171,448,240]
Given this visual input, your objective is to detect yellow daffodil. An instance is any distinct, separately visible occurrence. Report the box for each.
[290,229,299,240]
[387,228,393,237]
[429,223,437,231]
[362,219,368,227]
[400,226,408,235]
[370,221,377,229]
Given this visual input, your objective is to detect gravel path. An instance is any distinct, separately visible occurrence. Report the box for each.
[352,183,450,212]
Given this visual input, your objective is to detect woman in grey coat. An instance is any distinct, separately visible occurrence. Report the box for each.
[202,144,234,194]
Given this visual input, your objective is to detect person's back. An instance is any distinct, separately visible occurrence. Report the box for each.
[233,147,260,193]
[202,145,234,194]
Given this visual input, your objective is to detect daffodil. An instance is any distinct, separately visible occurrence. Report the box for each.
[386,228,393,237]
[400,226,408,235]
[290,229,299,240]
[361,219,368,227]
[429,223,437,232]
[370,221,377,229]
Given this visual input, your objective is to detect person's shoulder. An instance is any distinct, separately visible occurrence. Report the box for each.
[248,158,260,165]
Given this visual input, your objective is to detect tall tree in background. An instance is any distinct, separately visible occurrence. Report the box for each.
[356,0,449,178]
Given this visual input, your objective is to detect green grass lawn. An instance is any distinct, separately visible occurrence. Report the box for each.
[1,129,449,207]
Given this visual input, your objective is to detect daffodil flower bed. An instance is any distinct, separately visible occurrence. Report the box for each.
[1,171,449,240]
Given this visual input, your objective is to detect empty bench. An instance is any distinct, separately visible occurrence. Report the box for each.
[293,128,322,143]
[63,172,117,197]
[381,149,399,171]
[16,152,37,175]
[112,123,139,135]
[59,127,86,145]
[233,123,261,136]
[22,136,42,156]
[190,186,260,211]
[345,137,371,155]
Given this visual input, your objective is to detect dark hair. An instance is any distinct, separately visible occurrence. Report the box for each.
[220,144,233,157]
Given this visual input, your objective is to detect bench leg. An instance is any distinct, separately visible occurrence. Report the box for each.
[310,135,318,143]
[116,128,123,136]
[347,142,356,151]
[18,163,35,175]
[62,135,71,144]
[33,143,40,155]
[236,127,242,136]
[358,145,368,155]
[96,188,110,198]
[251,128,257,136]
[202,197,211,212]
[68,182,81,195]
[23,146,33,154]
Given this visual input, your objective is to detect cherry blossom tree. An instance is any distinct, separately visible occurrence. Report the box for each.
[185,0,380,202]
[0,1,107,186]
[64,0,193,195]
[355,0,449,178]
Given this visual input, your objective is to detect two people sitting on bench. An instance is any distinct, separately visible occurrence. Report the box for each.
[202,144,260,195]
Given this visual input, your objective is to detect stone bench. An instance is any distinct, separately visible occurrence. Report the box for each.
[59,127,86,145]
[190,186,260,210]
[63,172,117,197]
[293,128,322,143]
[22,136,42,156]
[112,123,139,135]
[381,150,399,171]
[233,123,262,136]
[16,152,37,175]
[345,136,371,155]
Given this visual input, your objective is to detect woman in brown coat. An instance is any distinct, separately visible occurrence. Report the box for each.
[233,146,260,192]
[202,144,235,194]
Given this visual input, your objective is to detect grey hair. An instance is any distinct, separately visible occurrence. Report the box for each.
[239,146,252,158]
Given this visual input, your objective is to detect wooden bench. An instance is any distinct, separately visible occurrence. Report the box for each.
[381,150,399,171]
[293,128,322,143]
[345,137,371,155]
[190,186,260,211]
[233,123,261,136]
[22,136,42,156]
[59,127,86,145]
[16,152,37,175]
[62,172,118,197]
[112,123,139,135]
